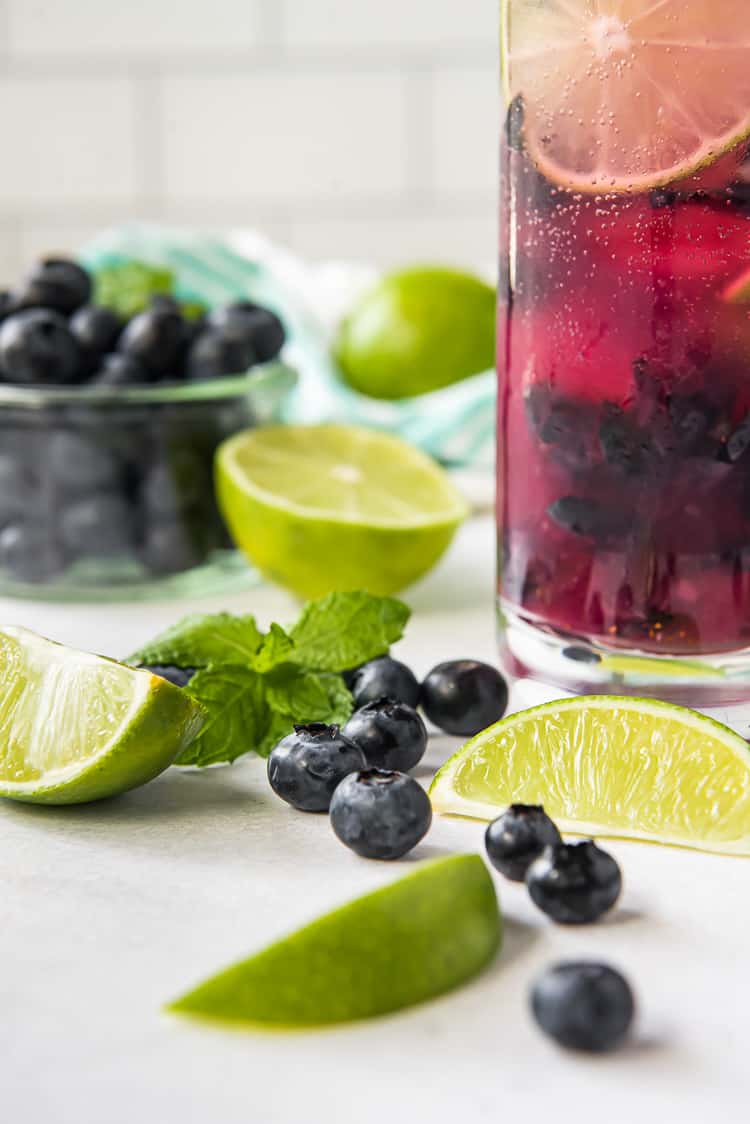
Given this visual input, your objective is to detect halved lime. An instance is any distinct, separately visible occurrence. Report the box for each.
[430,696,750,855]
[335,267,496,401]
[216,424,468,599]
[504,0,750,193]
[168,854,501,1028]
[0,626,204,805]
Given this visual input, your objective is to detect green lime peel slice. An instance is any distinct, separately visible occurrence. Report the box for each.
[167,854,501,1029]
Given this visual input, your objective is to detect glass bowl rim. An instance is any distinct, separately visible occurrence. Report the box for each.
[0,357,297,410]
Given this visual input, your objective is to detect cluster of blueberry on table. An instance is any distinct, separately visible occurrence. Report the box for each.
[258,654,632,1054]
[0,257,286,585]
[149,652,634,1052]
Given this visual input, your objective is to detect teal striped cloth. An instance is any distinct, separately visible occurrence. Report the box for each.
[81,227,496,473]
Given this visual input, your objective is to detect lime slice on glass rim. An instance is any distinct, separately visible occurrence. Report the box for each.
[430,696,750,855]
[216,423,468,599]
[502,0,750,193]
[168,854,501,1029]
[0,626,204,805]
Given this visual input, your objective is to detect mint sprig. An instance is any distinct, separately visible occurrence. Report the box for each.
[129,592,410,768]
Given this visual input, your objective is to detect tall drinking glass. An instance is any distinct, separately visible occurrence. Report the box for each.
[497,1,750,703]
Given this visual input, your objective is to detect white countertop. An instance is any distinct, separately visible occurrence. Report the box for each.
[2,516,749,1123]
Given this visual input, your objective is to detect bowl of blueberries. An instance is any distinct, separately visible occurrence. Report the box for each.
[0,256,297,599]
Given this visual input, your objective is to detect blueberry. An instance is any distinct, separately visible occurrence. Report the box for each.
[69,305,122,359]
[562,646,601,665]
[140,518,206,576]
[342,698,428,772]
[329,768,432,860]
[90,353,149,388]
[420,660,508,737]
[531,962,635,1053]
[206,300,260,330]
[59,494,136,558]
[599,406,654,477]
[140,664,197,688]
[185,326,256,381]
[141,453,208,517]
[267,723,367,813]
[547,496,627,542]
[505,93,525,152]
[727,181,750,207]
[348,657,420,709]
[16,258,91,315]
[722,415,750,463]
[526,841,622,924]
[485,805,562,882]
[0,291,15,323]
[243,308,286,363]
[0,522,66,582]
[207,303,286,363]
[527,390,599,473]
[668,392,718,455]
[47,430,124,495]
[0,453,36,527]
[649,188,679,209]
[0,310,80,385]
[117,308,186,378]
[149,295,181,314]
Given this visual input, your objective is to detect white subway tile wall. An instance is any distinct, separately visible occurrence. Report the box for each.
[0,0,497,279]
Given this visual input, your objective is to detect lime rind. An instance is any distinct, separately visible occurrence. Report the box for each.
[430,696,750,856]
[167,854,502,1028]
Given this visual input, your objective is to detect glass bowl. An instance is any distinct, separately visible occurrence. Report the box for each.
[0,360,297,601]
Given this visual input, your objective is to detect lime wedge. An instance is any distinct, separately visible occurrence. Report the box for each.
[0,626,204,805]
[504,0,750,193]
[168,854,501,1028]
[335,267,496,401]
[216,424,468,599]
[430,697,750,855]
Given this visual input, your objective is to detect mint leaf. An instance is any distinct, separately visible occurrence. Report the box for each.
[175,665,272,766]
[289,592,410,672]
[177,664,353,767]
[134,592,409,767]
[130,613,262,670]
[266,667,353,728]
[250,623,295,673]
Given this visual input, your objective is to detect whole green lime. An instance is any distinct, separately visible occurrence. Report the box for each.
[335,266,496,400]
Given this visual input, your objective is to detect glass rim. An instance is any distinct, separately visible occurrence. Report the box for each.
[0,357,297,410]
